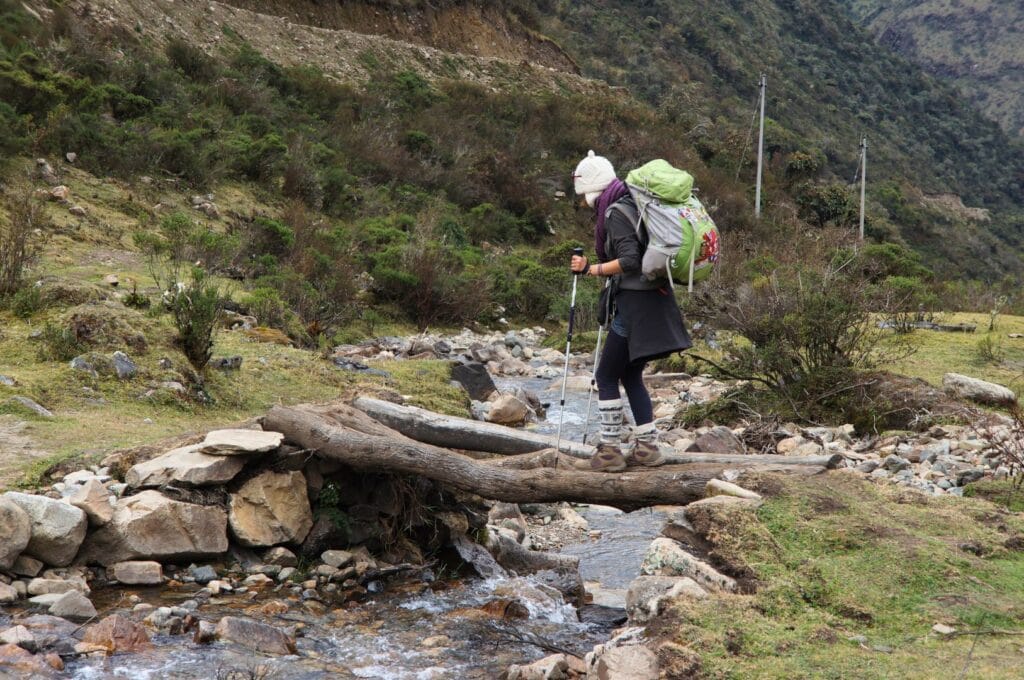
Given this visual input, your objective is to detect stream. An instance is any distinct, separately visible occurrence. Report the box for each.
[55,376,663,679]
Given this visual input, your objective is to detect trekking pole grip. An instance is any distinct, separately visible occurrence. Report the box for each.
[572,247,584,275]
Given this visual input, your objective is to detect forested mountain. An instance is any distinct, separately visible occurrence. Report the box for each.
[838,0,1024,138]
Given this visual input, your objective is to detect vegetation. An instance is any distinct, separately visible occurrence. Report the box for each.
[0,182,42,298]
[658,472,1024,678]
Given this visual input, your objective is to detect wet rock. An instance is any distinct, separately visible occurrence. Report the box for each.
[687,426,746,454]
[229,470,313,548]
[942,373,1016,406]
[0,626,36,652]
[193,620,217,644]
[78,491,228,566]
[6,396,54,419]
[640,537,737,592]
[451,362,497,401]
[108,561,163,585]
[68,479,113,526]
[200,429,284,455]
[81,615,153,654]
[49,591,96,621]
[487,393,530,425]
[214,617,297,656]
[0,497,31,570]
[0,642,55,676]
[2,492,87,567]
[626,575,707,623]
[126,444,246,488]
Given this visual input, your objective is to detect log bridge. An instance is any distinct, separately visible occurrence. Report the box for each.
[262,399,838,511]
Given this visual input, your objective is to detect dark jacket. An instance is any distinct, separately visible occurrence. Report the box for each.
[603,195,692,363]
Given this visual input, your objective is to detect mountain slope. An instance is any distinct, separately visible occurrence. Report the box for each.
[839,0,1024,137]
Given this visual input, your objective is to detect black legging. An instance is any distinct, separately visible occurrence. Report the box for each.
[595,329,654,425]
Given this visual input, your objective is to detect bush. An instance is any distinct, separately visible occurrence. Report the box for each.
[0,183,44,297]
[36,322,85,362]
[9,284,41,318]
[170,267,223,371]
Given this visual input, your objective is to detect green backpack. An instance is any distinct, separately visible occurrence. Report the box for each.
[623,160,721,291]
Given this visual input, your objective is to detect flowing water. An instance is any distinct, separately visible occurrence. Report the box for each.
[56,374,663,679]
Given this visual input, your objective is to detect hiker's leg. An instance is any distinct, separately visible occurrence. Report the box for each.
[592,329,628,472]
[622,360,664,466]
[595,329,629,400]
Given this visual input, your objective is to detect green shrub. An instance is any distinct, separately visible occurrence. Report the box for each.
[166,38,218,82]
[170,267,223,372]
[36,322,85,362]
[0,183,43,297]
[9,285,41,318]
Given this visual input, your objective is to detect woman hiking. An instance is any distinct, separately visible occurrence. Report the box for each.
[570,150,692,472]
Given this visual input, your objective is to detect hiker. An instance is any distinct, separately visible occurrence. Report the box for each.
[570,151,692,472]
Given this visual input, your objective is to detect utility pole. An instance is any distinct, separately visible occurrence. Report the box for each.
[754,74,767,219]
[859,136,867,240]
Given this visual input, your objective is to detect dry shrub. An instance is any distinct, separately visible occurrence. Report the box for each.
[0,182,45,297]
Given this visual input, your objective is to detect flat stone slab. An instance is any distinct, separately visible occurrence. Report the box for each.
[943,373,1016,406]
[199,429,284,455]
[126,444,246,488]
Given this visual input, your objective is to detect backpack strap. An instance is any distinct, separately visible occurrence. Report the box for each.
[605,199,640,233]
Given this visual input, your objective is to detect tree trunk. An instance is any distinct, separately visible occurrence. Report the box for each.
[351,397,840,468]
[264,405,724,510]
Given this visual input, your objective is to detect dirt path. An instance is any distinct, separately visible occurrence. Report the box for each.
[0,416,47,490]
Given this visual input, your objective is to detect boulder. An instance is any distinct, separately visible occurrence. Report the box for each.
[943,373,1016,406]
[48,591,96,621]
[214,617,297,656]
[81,615,153,654]
[0,626,36,652]
[77,491,228,566]
[108,561,163,585]
[125,444,246,488]
[0,643,54,677]
[0,583,18,604]
[11,555,44,577]
[27,578,88,596]
[2,493,87,567]
[263,547,298,567]
[487,394,530,425]
[0,498,31,570]
[110,351,137,380]
[321,550,353,569]
[592,646,660,680]
[68,479,114,526]
[640,537,737,592]
[6,396,53,419]
[506,653,570,680]
[199,429,284,455]
[451,362,497,401]
[229,471,313,548]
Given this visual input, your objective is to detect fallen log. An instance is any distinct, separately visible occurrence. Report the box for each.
[265,405,722,510]
[352,397,840,468]
[353,397,594,456]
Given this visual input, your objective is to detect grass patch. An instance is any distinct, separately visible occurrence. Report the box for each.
[964,478,1024,513]
[656,473,1024,678]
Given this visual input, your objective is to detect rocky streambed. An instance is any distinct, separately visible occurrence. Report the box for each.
[2,326,1021,678]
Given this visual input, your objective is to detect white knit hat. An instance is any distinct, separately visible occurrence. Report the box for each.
[573,150,616,207]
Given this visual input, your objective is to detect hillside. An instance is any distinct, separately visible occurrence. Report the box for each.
[536,0,1024,275]
[839,0,1024,138]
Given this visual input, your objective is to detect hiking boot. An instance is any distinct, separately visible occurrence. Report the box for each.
[590,444,627,473]
[628,439,665,467]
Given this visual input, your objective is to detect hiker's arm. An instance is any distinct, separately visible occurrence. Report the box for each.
[570,255,623,276]
[605,210,642,273]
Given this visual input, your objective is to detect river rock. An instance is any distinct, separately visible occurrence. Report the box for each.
[0,583,18,604]
[214,617,297,656]
[78,491,228,565]
[487,394,530,425]
[626,575,708,623]
[48,591,96,621]
[27,578,88,596]
[321,550,353,569]
[0,498,31,570]
[451,362,497,401]
[942,373,1017,406]
[0,626,36,652]
[125,444,246,488]
[263,547,298,567]
[200,429,284,455]
[68,479,113,526]
[641,537,737,592]
[687,426,746,454]
[506,653,570,680]
[590,645,660,680]
[2,492,87,567]
[108,561,163,585]
[81,615,153,654]
[229,471,313,548]
[12,555,44,577]
[0,643,54,676]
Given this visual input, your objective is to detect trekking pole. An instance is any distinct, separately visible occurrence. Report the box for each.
[555,247,585,453]
[582,279,610,446]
